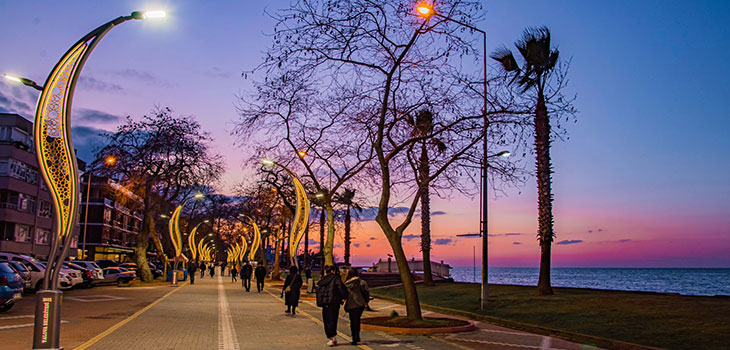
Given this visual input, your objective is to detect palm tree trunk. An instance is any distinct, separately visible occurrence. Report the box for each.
[324,201,335,266]
[344,205,351,266]
[535,89,554,295]
[419,142,434,286]
[304,222,309,268]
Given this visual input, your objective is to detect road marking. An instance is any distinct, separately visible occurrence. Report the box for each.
[541,336,551,349]
[74,281,188,350]
[66,295,129,302]
[480,328,543,337]
[218,275,240,350]
[0,315,34,320]
[264,289,374,350]
[0,320,68,330]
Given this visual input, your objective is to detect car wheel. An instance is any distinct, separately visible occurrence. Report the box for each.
[0,303,14,312]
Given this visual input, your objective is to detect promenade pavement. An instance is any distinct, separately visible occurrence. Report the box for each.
[70,272,600,350]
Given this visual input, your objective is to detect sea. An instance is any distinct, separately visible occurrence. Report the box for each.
[449,267,730,296]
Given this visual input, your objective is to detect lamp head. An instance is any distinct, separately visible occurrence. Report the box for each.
[297,150,307,158]
[105,156,117,166]
[194,193,205,199]
[497,151,511,158]
[416,3,434,17]
[3,74,22,83]
[261,158,275,166]
[203,219,210,223]
[131,10,166,20]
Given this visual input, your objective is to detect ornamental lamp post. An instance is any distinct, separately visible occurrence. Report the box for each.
[3,10,166,349]
[262,158,310,268]
[169,193,204,286]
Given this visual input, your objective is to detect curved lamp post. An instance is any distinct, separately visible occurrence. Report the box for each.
[169,193,204,285]
[262,159,310,267]
[6,10,166,350]
[240,215,263,262]
[187,219,210,261]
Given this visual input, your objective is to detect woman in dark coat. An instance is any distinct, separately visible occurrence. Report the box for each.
[282,265,303,315]
[344,268,369,345]
[316,265,348,347]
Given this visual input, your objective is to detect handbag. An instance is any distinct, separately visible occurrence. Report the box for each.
[284,285,291,293]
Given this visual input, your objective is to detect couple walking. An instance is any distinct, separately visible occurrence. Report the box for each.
[317,266,370,347]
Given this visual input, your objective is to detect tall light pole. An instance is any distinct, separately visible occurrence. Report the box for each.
[416,3,499,310]
[5,10,165,349]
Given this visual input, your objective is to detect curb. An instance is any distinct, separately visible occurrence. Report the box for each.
[371,294,665,350]
[361,318,476,335]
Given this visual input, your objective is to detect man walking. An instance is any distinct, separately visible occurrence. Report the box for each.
[188,261,197,285]
[317,265,348,347]
[241,261,253,292]
[254,262,267,292]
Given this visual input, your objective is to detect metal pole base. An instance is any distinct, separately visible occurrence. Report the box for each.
[33,290,63,350]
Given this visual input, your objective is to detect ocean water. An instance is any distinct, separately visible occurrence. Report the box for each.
[450,267,730,296]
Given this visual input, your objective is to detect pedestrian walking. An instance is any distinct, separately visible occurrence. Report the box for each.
[200,262,206,278]
[209,264,215,277]
[254,262,267,292]
[344,268,369,345]
[316,265,348,347]
[231,263,239,282]
[188,261,198,285]
[241,261,253,292]
[282,266,303,315]
[222,261,228,276]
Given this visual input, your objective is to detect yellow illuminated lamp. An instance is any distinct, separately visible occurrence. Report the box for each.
[197,236,206,261]
[240,236,248,262]
[248,219,262,261]
[416,3,433,16]
[284,167,310,266]
[168,204,184,258]
[188,224,199,260]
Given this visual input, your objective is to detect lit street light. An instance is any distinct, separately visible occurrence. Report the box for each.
[416,3,493,311]
[6,10,166,349]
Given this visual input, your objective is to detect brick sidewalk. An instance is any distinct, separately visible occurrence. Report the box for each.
[78,274,600,350]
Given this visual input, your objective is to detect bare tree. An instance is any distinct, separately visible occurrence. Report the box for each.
[93,108,224,282]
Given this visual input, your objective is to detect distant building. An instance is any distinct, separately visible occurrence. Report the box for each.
[0,113,83,259]
[79,174,143,262]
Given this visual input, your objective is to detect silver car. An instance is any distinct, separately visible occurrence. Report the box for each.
[101,267,135,285]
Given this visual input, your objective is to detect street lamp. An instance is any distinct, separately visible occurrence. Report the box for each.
[5,10,165,350]
[262,158,310,267]
[416,3,492,311]
[169,193,204,286]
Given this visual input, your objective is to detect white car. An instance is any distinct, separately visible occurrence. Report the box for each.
[0,253,73,290]
[39,262,83,288]
[70,261,104,280]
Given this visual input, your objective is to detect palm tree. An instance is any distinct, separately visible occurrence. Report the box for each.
[492,26,559,295]
[408,109,446,286]
[334,188,363,267]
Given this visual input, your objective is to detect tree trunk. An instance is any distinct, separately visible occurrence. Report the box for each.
[272,221,285,280]
[535,89,554,295]
[378,223,423,321]
[419,142,434,286]
[324,200,335,266]
[344,205,351,266]
[135,184,154,282]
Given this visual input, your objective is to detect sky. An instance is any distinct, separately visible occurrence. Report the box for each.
[0,0,728,268]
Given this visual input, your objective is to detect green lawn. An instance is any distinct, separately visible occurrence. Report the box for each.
[371,283,730,350]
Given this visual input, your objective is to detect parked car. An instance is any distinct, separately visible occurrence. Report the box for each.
[95,260,119,269]
[0,252,73,291]
[0,262,23,312]
[147,262,163,279]
[64,262,102,288]
[101,267,135,285]
[39,262,84,288]
[118,262,138,277]
[69,261,104,281]
[6,261,32,291]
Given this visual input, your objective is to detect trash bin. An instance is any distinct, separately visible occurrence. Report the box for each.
[166,269,189,282]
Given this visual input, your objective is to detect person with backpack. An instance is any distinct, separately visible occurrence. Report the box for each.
[344,268,369,345]
[316,265,348,347]
[231,263,239,282]
[188,261,198,285]
[199,262,206,278]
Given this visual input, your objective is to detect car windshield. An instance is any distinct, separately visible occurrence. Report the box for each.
[91,263,100,269]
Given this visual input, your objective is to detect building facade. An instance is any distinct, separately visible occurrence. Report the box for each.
[0,113,82,258]
[79,174,143,262]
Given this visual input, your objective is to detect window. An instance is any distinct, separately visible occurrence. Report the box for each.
[103,208,112,224]
[35,228,51,245]
[9,159,38,184]
[0,127,11,141]
[18,193,35,213]
[38,201,51,218]
[14,224,31,243]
